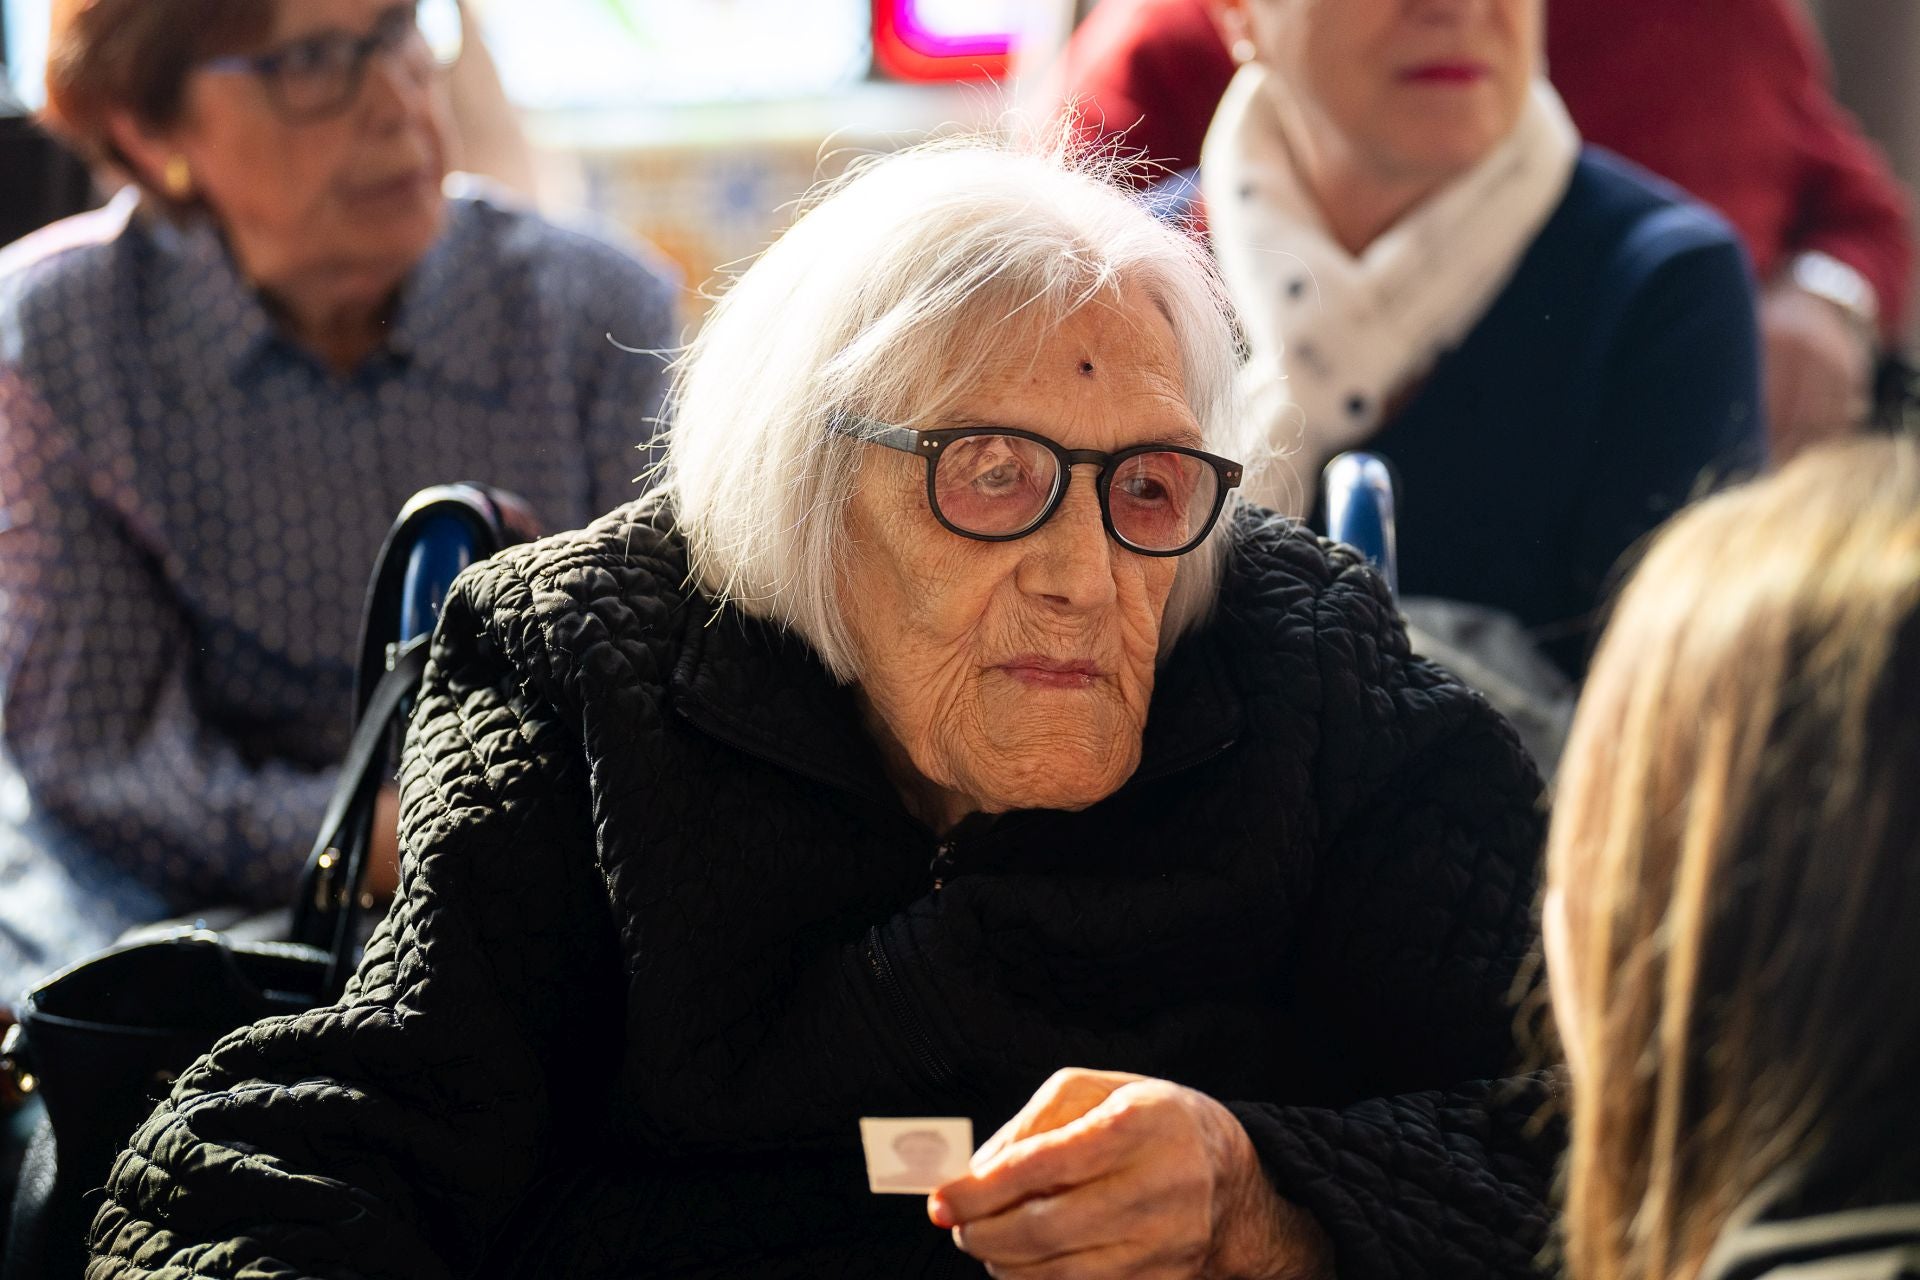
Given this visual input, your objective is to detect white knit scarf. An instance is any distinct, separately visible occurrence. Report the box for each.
[1201,63,1580,513]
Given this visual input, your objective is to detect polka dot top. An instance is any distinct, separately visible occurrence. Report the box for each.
[0,182,677,993]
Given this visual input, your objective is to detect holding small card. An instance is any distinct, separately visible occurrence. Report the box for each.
[861,1118,973,1195]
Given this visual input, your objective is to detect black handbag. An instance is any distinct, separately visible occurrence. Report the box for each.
[0,483,535,1280]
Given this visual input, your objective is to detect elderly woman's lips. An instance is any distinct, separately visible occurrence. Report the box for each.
[1399,62,1491,84]
[996,658,1105,688]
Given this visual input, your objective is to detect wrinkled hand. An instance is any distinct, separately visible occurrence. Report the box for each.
[930,1069,1331,1280]
[1763,281,1874,464]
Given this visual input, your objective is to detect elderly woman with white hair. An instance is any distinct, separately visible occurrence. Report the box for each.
[88,142,1552,1280]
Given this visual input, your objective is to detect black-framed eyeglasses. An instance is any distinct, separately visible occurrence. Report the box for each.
[201,0,464,124]
[833,415,1242,557]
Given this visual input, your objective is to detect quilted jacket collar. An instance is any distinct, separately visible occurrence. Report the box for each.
[669,601,1244,820]
[669,608,895,811]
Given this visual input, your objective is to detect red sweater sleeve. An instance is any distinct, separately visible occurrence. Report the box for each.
[1548,0,1911,340]
[1775,6,1913,341]
[1053,0,1235,184]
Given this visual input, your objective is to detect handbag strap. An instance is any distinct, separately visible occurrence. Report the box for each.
[296,634,431,994]
[291,484,533,994]
[305,634,428,881]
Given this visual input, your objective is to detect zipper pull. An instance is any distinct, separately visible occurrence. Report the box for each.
[929,841,956,892]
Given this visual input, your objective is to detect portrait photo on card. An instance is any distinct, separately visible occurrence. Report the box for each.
[859,1116,973,1194]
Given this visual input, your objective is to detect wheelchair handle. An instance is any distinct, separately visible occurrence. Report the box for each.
[1323,451,1399,598]
[398,512,482,665]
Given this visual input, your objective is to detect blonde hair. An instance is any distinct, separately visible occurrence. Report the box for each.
[663,136,1244,682]
[1551,435,1920,1280]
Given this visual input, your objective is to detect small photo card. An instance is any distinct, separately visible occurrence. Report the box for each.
[859,1116,974,1194]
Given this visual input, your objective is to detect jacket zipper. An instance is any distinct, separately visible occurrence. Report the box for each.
[864,914,959,1090]
[928,840,956,892]
[862,840,960,1088]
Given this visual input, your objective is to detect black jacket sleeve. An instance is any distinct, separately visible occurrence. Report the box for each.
[86,561,626,1280]
[1229,540,1558,1280]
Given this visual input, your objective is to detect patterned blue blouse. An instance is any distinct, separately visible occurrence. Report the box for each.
[0,182,677,998]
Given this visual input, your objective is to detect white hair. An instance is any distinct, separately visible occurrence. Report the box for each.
[664,136,1248,683]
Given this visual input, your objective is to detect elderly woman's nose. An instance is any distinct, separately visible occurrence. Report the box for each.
[1015,471,1118,608]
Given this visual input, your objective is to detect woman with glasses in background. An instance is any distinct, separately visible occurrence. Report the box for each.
[0,0,677,1012]
[90,141,1554,1279]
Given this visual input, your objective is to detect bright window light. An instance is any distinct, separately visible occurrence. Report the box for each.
[471,0,872,110]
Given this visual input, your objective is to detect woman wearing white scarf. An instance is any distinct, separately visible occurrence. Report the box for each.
[1202,0,1763,677]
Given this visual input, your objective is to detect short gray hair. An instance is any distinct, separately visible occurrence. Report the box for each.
[664,137,1246,682]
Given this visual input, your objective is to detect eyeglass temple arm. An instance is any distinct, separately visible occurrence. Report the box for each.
[830,414,925,456]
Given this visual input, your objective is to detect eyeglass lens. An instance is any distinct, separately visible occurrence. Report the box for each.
[272,0,463,118]
[932,435,1221,551]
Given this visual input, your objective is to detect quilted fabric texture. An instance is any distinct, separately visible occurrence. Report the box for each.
[86,497,1553,1279]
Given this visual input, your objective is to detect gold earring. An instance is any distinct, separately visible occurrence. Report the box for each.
[162,154,193,200]
[1230,37,1259,64]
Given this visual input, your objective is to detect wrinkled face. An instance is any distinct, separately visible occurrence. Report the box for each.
[841,287,1192,829]
[165,0,451,300]
[1245,0,1540,184]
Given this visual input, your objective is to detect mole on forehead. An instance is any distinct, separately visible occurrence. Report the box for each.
[1079,359,1096,375]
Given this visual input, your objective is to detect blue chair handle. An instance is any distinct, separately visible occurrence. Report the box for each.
[352,482,538,717]
[1323,451,1399,598]
[399,511,483,648]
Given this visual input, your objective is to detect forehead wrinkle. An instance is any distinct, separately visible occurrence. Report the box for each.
[939,309,1196,450]
[904,267,1162,424]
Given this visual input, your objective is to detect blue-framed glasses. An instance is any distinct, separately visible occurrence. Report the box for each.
[833,415,1242,557]
[202,0,463,124]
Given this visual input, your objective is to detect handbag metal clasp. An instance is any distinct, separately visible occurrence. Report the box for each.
[313,847,350,911]
[1,1019,35,1098]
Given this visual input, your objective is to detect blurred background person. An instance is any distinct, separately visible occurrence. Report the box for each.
[1545,433,1920,1280]
[1178,0,1763,678]
[1,1,538,247]
[0,0,677,1011]
[1055,0,1914,462]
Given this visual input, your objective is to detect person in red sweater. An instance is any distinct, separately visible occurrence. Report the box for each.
[1054,0,1913,461]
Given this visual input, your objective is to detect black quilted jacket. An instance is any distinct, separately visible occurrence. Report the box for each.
[87,498,1554,1279]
